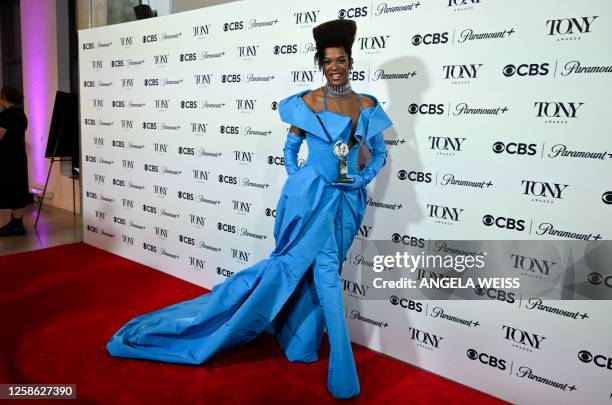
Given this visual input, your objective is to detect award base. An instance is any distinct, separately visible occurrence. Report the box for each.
[334,175,355,183]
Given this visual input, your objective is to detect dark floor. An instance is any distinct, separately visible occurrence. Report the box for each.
[0,202,82,256]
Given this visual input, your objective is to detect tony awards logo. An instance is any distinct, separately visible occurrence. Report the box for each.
[333,140,354,183]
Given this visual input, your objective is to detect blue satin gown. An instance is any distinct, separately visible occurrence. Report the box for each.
[106,89,393,399]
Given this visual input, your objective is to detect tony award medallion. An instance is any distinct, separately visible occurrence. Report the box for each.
[333,140,354,183]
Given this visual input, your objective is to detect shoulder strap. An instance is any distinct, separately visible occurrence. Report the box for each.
[356,93,362,112]
[323,88,327,111]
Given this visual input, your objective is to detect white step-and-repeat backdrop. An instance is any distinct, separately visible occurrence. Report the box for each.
[79,0,612,402]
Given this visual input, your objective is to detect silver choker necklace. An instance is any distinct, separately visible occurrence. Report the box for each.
[324,81,352,99]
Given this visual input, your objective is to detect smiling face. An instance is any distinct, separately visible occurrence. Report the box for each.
[322,46,352,86]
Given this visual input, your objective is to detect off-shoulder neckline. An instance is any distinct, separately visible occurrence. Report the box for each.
[297,89,376,122]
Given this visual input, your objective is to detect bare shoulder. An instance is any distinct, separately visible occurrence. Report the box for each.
[302,87,324,112]
[359,94,377,109]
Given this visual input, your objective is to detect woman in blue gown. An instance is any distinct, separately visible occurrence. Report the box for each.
[106,19,393,399]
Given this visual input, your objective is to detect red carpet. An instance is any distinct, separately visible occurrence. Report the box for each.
[0,243,505,404]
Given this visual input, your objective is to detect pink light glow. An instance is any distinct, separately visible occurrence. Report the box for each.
[20,0,58,186]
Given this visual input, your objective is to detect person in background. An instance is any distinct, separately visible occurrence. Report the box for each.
[0,86,33,236]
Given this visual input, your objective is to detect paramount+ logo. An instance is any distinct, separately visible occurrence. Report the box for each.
[503,63,550,77]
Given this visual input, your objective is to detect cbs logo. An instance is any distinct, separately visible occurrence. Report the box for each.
[492,141,537,155]
[217,267,234,277]
[142,243,157,252]
[217,222,236,233]
[220,125,239,135]
[218,175,237,185]
[178,191,194,200]
[338,7,367,19]
[408,103,444,115]
[391,233,425,248]
[350,71,366,81]
[390,295,422,311]
[223,21,243,31]
[180,53,196,62]
[179,234,195,245]
[398,170,432,183]
[578,350,612,370]
[466,349,507,370]
[221,74,241,83]
[268,156,284,165]
[412,33,449,46]
[474,286,516,303]
[503,63,550,77]
[587,272,612,288]
[482,214,525,232]
[273,45,298,55]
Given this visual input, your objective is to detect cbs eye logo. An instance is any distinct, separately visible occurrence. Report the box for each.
[337,7,367,19]
[271,101,278,110]
[411,33,448,46]
[503,63,550,77]
[503,65,517,77]
[578,350,593,363]
[587,272,612,288]
[492,141,537,156]
[578,349,612,370]
[223,21,243,31]
[602,191,612,205]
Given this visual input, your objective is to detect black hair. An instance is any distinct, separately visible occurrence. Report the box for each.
[312,19,357,70]
[0,87,24,105]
